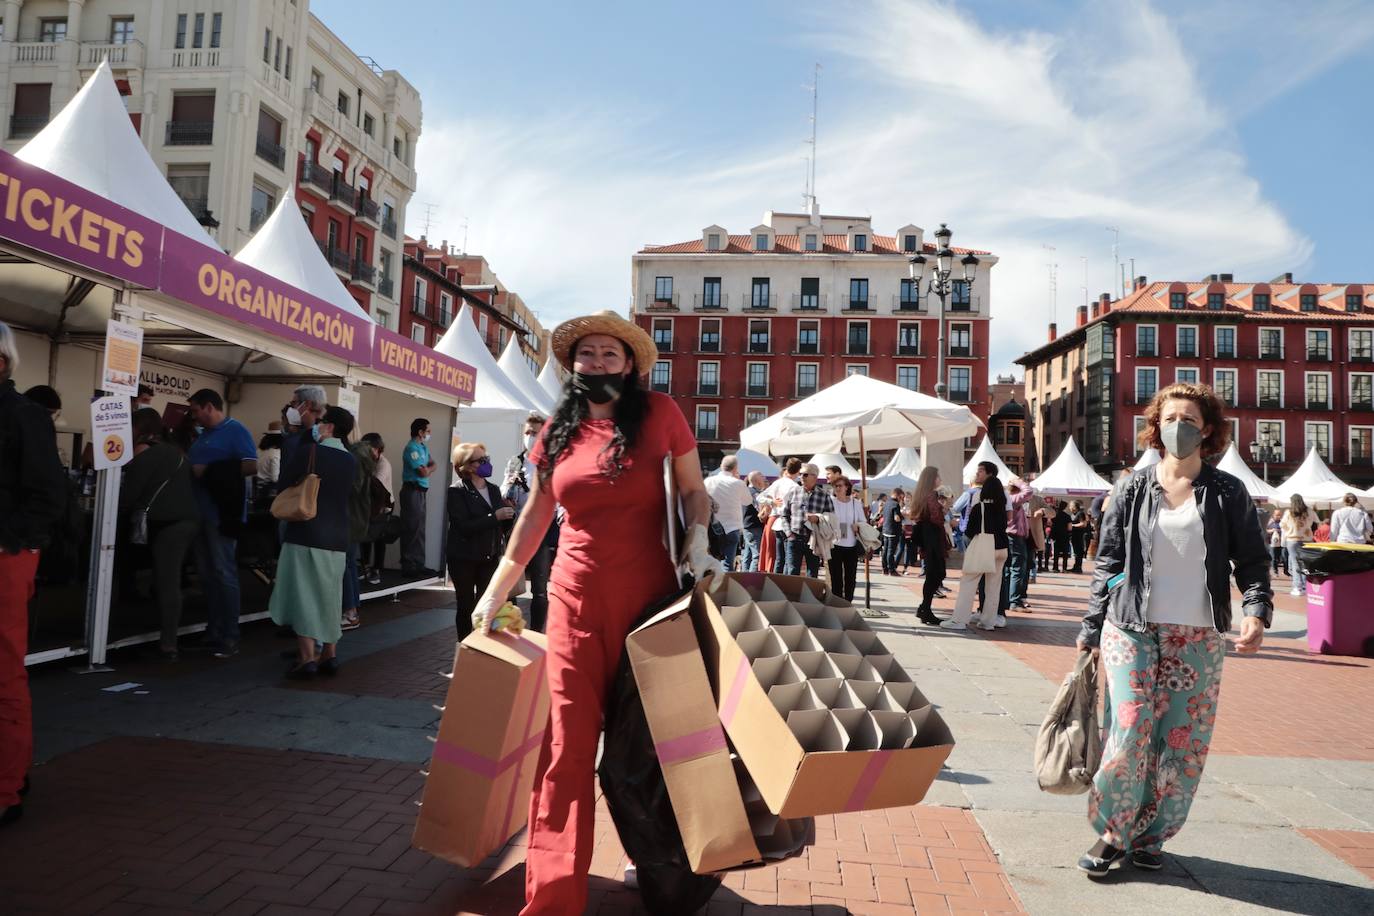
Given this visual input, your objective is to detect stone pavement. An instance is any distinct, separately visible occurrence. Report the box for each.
[2,565,1372,915]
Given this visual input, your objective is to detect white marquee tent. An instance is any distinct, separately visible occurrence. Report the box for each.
[536,357,565,403]
[1215,443,1279,503]
[715,448,781,478]
[1273,447,1373,509]
[963,436,1014,484]
[1031,437,1112,495]
[234,195,371,321]
[497,335,555,413]
[1133,448,1163,471]
[809,452,863,480]
[868,447,923,492]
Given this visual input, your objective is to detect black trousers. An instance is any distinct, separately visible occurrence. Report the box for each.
[829,543,861,601]
[451,556,500,639]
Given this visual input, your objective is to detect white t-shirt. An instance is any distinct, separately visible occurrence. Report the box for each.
[1330,506,1372,544]
[832,497,861,547]
[704,473,753,534]
[1145,496,1214,628]
[759,475,799,532]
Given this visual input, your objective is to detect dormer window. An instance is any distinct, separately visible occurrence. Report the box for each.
[903,234,918,253]
[1206,292,1224,309]
[755,233,769,251]
[853,233,868,252]
[804,234,818,252]
[707,233,721,251]
[1347,293,1363,313]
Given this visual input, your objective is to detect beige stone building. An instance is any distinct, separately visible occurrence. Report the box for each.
[0,0,420,328]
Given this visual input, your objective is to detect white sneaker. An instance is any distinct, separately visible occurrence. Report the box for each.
[975,622,996,631]
[623,864,638,888]
[939,620,968,631]
[1289,588,1304,597]
[994,616,1007,629]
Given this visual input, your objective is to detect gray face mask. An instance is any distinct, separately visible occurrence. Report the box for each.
[1161,420,1204,459]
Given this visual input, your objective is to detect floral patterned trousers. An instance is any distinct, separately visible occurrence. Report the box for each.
[1088,621,1225,853]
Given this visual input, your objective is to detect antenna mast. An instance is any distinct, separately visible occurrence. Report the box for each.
[1105,225,1120,299]
[803,63,821,212]
[421,203,438,240]
[1042,244,1058,325]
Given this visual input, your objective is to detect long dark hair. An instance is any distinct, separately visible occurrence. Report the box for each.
[537,366,649,485]
[978,476,1006,513]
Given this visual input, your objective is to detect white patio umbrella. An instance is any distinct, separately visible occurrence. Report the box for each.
[1215,443,1279,504]
[1133,448,1163,471]
[739,375,981,614]
[1273,447,1374,509]
[808,452,863,480]
[962,436,1014,484]
[1031,437,1112,496]
[869,447,923,492]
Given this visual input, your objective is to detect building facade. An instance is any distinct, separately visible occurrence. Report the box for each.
[1017,275,1374,486]
[631,208,996,465]
[986,373,1028,476]
[0,0,420,328]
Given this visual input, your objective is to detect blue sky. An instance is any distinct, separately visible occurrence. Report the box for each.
[315,0,1374,376]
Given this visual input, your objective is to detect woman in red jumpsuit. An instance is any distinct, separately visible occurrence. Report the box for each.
[471,310,721,915]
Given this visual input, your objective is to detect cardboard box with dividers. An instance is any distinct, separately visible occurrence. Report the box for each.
[692,572,955,818]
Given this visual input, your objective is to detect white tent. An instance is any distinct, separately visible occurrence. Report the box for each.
[1273,447,1373,509]
[1031,437,1112,495]
[1133,448,1163,471]
[536,358,566,403]
[809,452,863,481]
[497,336,555,413]
[738,374,981,455]
[963,436,1014,484]
[1215,443,1279,503]
[233,195,370,321]
[436,303,539,476]
[716,448,780,478]
[18,62,217,249]
[868,447,923,492]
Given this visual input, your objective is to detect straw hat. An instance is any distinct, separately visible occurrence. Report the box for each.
[550,310,658,378]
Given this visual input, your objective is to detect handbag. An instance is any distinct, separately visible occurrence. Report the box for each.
[271,445,320,522]
[1034,652,1101,795]
[128,456,182,546]
[962,501,997,573]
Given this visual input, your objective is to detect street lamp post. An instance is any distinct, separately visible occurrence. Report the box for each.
[1249,434,1280,484]
[909,223,979,401]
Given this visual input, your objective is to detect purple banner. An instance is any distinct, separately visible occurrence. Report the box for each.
[159,229,373,366]
[0,149,162,288]
[371,325,476,401]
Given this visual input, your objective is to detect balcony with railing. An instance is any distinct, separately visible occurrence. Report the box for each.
[948,388,972,403]
[846,342,870,356]
[330,180,358,209]
[81,40,145,69]
[437,308,453,329]
[693,293,728,311]
[1258,396,1281,409]
[1136,344,1158,358]
[255,133,285,169]
[790,293,828,312]
[166,120,213,145]
[747,293,778,312]
[747,338,771,354]
[696,338,720,354]
[1307,347,1331,362]
[897,341,922,357]
[381,214,398,239]
[377,276,395,299]
[177,195,210,221]
[11,42,57,64]
[843,297,871,313]
[317,240,351,275]
[642,292,680,311]
[1308,398,1331,411]
[1259,345,1284,361]
[350,258,377,288]
[696,381,720,397]
[1351,397,1373,412]
[169,48,221,68]
[356,195,381,226]
[695,425,720,441]
[1353,347,1374,364]
[299,160,333,195]
[948,342,976,357]
[1178,347,1197,359]
[746,383,769,398]
[411,299,429,320]
[795,385,819,399]
[8,115,48,139]
[893,294,922,312]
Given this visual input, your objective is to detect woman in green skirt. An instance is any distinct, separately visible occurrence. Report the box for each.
[271,405,358,679]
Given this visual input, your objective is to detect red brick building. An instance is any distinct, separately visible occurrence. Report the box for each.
[1018,275,1374,485]
[397,237,528,354]
[630,209,997,466]
[295,135,388,316]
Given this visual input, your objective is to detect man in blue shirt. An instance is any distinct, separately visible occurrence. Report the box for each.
[401,417,437,575]
[186,389,257,657]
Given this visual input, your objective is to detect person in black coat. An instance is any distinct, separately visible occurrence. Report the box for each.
[448,441,514,638]
[942,465,1009,632]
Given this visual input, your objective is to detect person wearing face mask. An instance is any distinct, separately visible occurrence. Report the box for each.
[447,441,515,638]
[400,417,437,576]
[503,412,558,631]
[269,406,357,678]
[1076,383,1271,877]
[468,310,721,914]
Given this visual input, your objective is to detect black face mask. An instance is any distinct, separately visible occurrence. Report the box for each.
[572,371,625,405]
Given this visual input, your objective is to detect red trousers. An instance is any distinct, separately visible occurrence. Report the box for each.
[0,549,39,808]
[521,569,675,915]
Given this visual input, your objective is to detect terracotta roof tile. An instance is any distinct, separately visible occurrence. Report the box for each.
[1108,281,1371,321]
[639,233,989,256]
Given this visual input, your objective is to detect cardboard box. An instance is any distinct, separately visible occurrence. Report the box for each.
[693,572,955,818]
[625,591,763,874]
[412,628,550,867]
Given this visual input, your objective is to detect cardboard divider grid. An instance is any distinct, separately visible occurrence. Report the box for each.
[829,602,871,631]
[756,600,804,627]
[736,628,787,662]
[721,602,769,636]
[795,603,844,631]
[810,628,860,655]
[845,630,885,655]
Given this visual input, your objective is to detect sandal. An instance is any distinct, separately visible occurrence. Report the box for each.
[285,661,318,680]
[318,657,341,676]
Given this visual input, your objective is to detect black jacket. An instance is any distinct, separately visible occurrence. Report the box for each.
[279,441,356,553]
[966,496,1008,550]
[1081,463,1273,648]
[0,379,66,552]
[447,478,506,564]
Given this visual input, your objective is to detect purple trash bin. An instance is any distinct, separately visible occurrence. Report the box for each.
[1305,569,1374,656]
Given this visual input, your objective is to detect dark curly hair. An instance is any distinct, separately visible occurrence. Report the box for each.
[537,370,649,485]
[1137,383,1229,459]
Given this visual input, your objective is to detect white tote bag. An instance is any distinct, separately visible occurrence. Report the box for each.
[962,499,997,574]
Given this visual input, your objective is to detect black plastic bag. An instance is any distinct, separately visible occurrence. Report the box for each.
[597,587,723,916]
[1299,544,1374,577]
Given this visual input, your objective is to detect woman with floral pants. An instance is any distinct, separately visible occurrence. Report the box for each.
[1077,383,1271,876]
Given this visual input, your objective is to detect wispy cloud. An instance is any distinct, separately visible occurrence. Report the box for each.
[413,0,1347,373]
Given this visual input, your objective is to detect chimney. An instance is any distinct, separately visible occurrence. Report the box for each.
[1091,300,1100,319]
[1134,275,1148,291]
[1099,292,1112,315]
[1076,305,1088,327]
[1271,272,1293,284]
[1048,322,1058,342]
[1219,273,1233,283]
[1204,274,1219,283]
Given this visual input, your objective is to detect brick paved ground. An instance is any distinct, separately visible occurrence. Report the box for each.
[287,630,455,703]
[1299,830,1374,883]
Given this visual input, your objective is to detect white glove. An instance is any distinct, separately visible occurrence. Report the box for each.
[682,523,725,583]
[470,557,527,634]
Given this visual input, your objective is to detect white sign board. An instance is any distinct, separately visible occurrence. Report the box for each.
[101,320,143,397]
[336,386,361,426]
[91,395,134,470]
